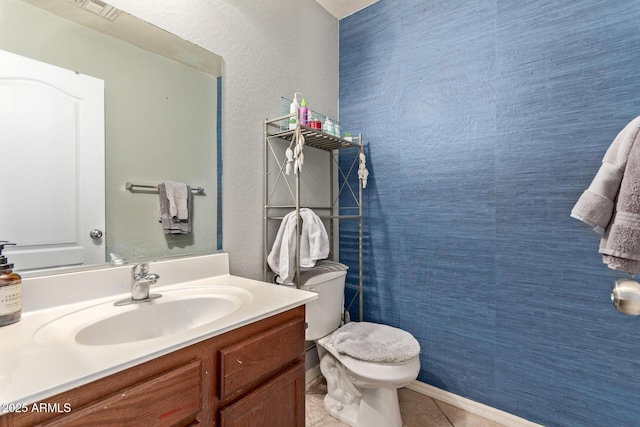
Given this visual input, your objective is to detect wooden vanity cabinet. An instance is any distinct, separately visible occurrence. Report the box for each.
[0,306,305,427]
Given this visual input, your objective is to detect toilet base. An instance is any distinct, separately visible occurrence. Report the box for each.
[323,387,403,427]
[324,394,359,426]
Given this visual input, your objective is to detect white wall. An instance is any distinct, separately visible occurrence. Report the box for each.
[109,0,339,278]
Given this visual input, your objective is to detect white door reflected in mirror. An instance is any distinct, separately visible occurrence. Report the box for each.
[0,49,105,271]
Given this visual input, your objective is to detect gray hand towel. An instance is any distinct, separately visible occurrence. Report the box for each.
[572,116,640,273]
[164,181,190,221]
[158,183,191,235]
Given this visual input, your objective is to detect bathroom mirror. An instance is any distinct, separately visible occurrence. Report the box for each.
[0,0,223,276]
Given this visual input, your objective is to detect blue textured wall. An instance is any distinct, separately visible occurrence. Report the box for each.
[338,1,640,425]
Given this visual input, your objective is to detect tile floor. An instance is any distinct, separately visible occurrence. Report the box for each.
[305,377,509,427]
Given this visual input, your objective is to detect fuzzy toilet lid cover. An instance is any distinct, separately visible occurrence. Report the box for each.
[330,321,420,363]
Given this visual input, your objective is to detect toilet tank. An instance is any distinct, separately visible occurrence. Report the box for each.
[299,264,348,341]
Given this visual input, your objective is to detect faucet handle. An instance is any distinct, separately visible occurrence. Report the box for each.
[146,273,160,284]
[132,263,149,277]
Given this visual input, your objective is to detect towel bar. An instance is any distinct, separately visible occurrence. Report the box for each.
[125,182,205,194]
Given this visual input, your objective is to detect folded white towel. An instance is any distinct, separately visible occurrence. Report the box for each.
[164,181,189,221]
[267,208,329,284]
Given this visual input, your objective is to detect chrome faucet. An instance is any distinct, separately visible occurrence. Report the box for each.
[114,263,161,306]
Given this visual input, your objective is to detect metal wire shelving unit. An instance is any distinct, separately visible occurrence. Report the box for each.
[263,113,364,321]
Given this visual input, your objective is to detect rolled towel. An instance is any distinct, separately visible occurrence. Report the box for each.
[570,189,615,234]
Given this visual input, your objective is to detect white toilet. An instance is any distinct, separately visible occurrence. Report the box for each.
[297,261,421,427]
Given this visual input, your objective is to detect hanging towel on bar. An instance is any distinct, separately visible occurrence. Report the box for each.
[164,181,190,221]
[571,116,640,273]
[158,183,192,234]
[267,208,330,284]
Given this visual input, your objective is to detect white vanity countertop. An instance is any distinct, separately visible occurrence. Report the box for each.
[0,254,317,410]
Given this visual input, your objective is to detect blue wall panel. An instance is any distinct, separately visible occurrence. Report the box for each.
[339,0,640,425]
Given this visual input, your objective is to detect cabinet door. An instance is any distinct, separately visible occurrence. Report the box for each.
[219,317,304,402]
[219,363,304,427]
[40,360,202,427]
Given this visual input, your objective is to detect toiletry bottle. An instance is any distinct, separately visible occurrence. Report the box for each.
[0,242,21,327]
[311,116,322,131]
[299,98,308,127]
[323,117,333,135]
[310,112,321,130]
[289,92,302,130]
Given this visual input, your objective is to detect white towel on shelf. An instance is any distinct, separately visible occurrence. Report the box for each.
[267,208,329,284]
[268,211,298,284]
[299,208,330,267]
[164,181,189,221]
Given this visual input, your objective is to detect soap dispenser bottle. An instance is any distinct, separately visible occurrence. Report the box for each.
[289,92,302,130]
[0,242,21,327]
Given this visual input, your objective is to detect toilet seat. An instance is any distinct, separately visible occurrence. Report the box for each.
[317,329,421,387]
[329,322,420,364]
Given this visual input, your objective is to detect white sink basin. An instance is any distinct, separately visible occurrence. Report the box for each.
[34,286,252,346]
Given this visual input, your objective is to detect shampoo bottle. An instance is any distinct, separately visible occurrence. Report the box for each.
[0,242,21,327]
[299,98,308,127]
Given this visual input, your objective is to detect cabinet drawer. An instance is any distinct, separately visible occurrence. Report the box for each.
[219,362,305,427]
[219,317,304,401]
[42,359,202,427]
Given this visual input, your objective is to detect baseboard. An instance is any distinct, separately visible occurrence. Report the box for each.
[304,369,543,426]
[305,364,322,385]
[406,381,544,427]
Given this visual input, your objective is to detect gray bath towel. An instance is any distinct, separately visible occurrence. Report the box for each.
[330,321,420,364]
[571,116,640,273]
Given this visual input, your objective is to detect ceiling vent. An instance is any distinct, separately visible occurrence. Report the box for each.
[69,0,122,21]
